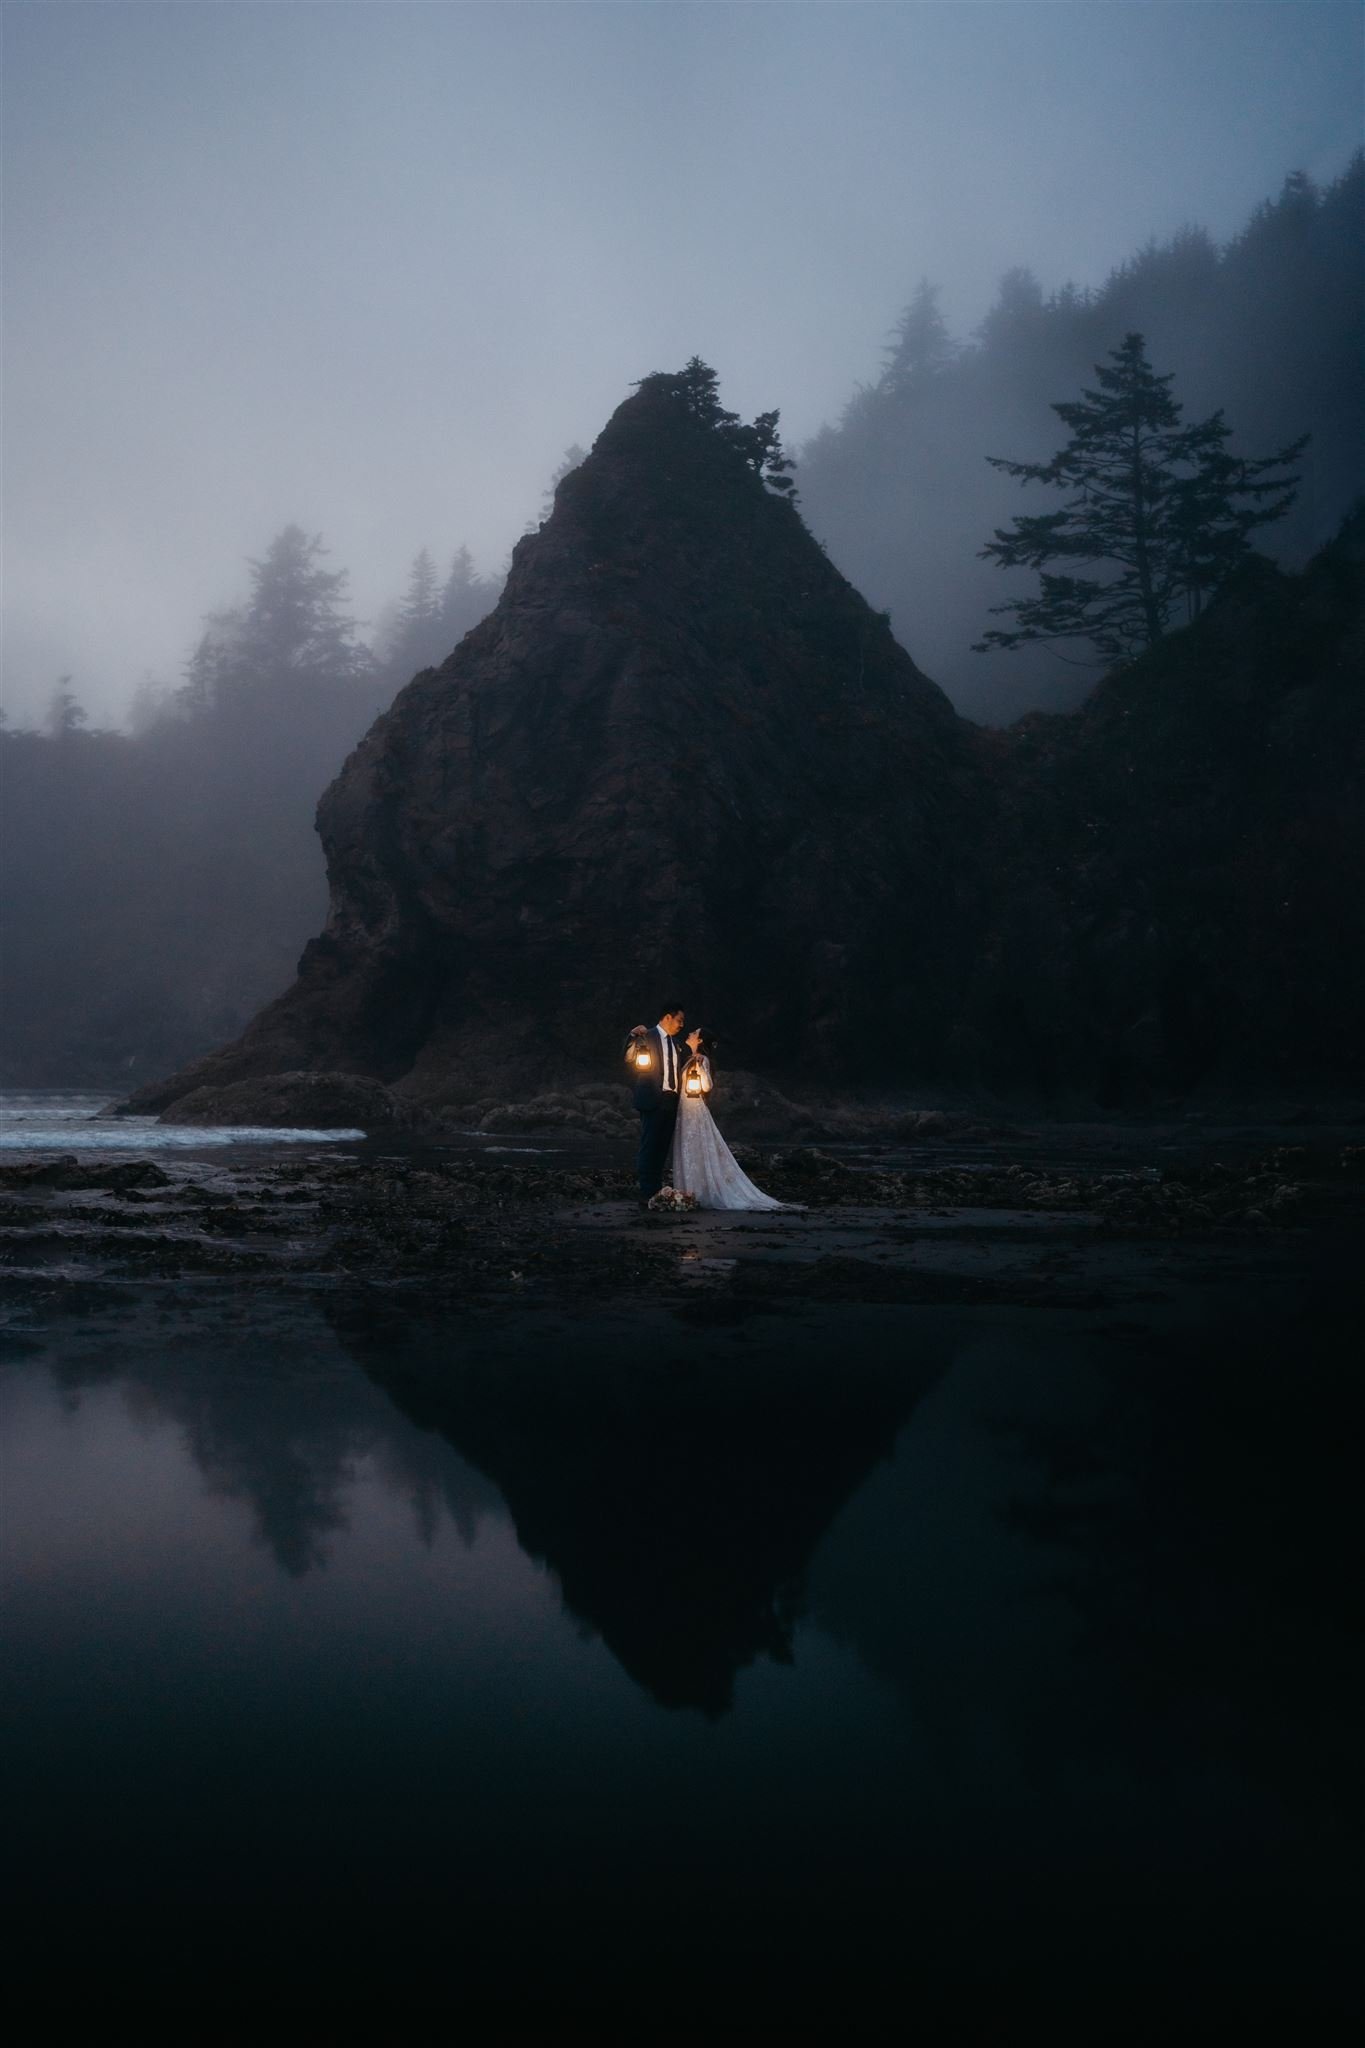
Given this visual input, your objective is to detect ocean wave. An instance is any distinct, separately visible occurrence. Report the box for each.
[0,1115,364,1150]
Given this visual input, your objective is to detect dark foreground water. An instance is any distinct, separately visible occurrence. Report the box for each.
[3,1266,1359,2029]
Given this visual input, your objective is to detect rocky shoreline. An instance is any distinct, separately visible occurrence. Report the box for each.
[4,1123,1362,1343]
[132,1065,1047,1140]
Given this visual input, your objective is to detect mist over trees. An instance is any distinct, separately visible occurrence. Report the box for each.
[45,681,89,738]
[975,332,1307,661]
[1,528,500,1086]
[2,162,1360,1088]
[798,156,1364,723]
[373,544,502,690]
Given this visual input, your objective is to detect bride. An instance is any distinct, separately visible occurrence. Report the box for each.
[672,1036,787,1212]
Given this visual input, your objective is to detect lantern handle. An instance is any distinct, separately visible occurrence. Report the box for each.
[624,1025,654,1069]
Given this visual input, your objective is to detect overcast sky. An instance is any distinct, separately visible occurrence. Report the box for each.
[3,0,1361,726]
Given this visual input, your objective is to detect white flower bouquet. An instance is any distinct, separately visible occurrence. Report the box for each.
[647,1185,698,1213]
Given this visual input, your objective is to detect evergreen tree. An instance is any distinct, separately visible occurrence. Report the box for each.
[46,679,88,737]
[974,332,1308,661]
[541,444,588,521]
[376,547,449,680]
[127,674,176,735]
[162,527,379,825]
[1093,225,1219,332]
[175,611,243,718]
[398,547,440,635]
[670,355,741,431]
[1046,279,1094,321]
[1162,406,1305,623]
[439,544,495,647]
[234,525,371,693]
[644,358,798,496]
[973,266,1047,356]
[1230,167,1320,262]
[386,548,437,667]
[882,277,958,394]
[732,408,799,497]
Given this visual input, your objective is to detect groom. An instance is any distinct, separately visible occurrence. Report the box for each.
[626,1004,703,1203]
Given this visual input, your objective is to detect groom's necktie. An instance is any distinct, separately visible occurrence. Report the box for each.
[663,1031,676,1092]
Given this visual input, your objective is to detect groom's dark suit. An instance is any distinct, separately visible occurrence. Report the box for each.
[628,1025,689,1200]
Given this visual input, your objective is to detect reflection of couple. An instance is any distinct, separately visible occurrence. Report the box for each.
[625,1005,784,1211]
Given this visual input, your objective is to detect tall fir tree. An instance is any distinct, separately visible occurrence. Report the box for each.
[439,545,495,648]
[974,332,1308,662]
[175,610,243,718]
[398,547,440,633]
[384,547,446,676]
[973,266,1047,356]
[46,679,88,738]
[882,277,958,394]
[233,526,371,694]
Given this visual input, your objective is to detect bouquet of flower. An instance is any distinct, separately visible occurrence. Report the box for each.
[647,1185,698,1213]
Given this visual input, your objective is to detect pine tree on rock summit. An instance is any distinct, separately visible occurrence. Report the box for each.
[642,357,798,497]
[974,331,1308,664]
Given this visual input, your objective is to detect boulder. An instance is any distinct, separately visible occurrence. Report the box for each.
[159,1070,411,1130]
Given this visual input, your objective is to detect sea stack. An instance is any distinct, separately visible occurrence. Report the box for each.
[126,365,987,1119]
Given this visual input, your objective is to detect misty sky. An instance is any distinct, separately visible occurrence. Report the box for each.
[3,0,1361,726]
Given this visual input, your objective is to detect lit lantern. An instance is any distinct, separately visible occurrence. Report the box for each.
[633,1040,653,1070]
[684,1062,705,1096]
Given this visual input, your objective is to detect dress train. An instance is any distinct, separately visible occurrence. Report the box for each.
[670,1059,786,1212]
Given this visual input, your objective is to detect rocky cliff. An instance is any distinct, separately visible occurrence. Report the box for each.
[125,370,990,1117]
[123,368,1363,1125]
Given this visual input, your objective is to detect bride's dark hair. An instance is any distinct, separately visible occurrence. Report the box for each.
[696,1031,717,1058]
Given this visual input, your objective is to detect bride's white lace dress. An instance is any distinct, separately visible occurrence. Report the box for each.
[671,1058,785,1211]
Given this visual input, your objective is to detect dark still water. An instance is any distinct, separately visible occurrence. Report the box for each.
[3,1287,1358,2026]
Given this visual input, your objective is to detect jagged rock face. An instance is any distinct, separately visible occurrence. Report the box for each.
[122,378,1363,1124]
[128,377,987,1113]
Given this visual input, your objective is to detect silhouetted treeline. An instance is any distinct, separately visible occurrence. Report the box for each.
[798,157,1364,725]
[1,532,499,1085]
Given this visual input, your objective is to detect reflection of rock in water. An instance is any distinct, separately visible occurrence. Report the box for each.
[38,1302,505,1577]
[333,1303,948,1716]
